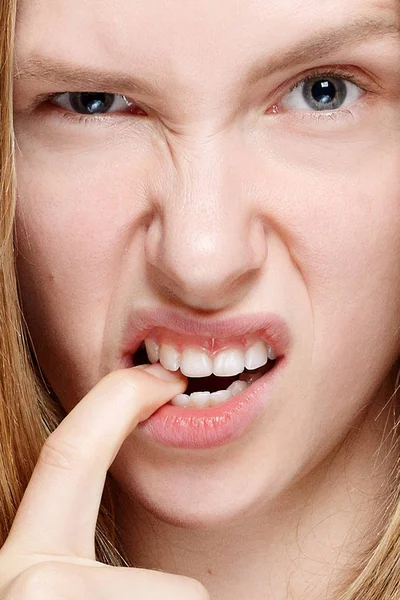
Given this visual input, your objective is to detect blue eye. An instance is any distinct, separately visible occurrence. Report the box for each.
[282,76,362,112]
[52,92,137,115]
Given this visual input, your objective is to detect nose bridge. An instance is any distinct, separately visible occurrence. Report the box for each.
[145,133,267,310]
[171,137,233,244]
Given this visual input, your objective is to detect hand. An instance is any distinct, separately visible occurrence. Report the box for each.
[0,365,209,599]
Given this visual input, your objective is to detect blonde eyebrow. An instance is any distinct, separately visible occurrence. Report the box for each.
[14,58,158,97]
[15,15,399,95]
[246,16,400,85]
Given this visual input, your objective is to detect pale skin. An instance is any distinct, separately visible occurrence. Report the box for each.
[0,365,209,599]
[7,0,400,598]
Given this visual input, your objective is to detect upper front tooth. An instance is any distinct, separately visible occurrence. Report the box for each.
[244,341,268,371]
[180,348,213,378]
[151,339,274,376]
[213,348,245,377]
[159,344,181,372]
[145,339,160,364]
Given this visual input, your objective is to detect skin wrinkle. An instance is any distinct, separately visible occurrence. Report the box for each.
[13,0,400,598]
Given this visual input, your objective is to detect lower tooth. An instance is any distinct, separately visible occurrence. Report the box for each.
[190,392,211,408]
[172,393,190,407]
[170,381,248,409]
[210,389,232,406]
[228,380,247,396]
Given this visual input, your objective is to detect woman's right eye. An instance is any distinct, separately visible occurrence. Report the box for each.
[51,92,146,116]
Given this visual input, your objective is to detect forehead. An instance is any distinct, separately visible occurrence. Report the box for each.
[17,0,398,56]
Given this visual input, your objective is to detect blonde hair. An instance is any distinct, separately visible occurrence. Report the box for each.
[0,0,129,569]
[1,0,400,596]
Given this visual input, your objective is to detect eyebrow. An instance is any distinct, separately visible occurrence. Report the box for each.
[247,16,400,85]
[14,57,158,96]
[15,16,399,95]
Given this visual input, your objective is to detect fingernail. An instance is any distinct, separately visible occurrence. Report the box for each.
[143,363,183,382]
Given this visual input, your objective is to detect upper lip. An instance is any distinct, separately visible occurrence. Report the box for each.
[119,307,291,362]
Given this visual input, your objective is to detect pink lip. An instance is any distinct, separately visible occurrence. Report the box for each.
[118,308,290,449]
[120,308,291,365]
[138,357,285,449]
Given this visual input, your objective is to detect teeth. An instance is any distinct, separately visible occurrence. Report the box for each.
[210,389,232,406]
[228,380,247,395]
[143,337,277,396]
[145,339,160,364]
[190,392,211,408]
[159,344,180,372]
[172,393,190,407]
[180,348,213,378]
[244,341,268,370]
[213,348,245,377]
[171,382,246,408]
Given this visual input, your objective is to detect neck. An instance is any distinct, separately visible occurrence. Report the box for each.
[112,375,398,600]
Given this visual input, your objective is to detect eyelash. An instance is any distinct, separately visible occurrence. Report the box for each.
[286,67,365,95]
[41,66,371,125]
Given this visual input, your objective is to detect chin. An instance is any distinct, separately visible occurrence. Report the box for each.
[110,443,271,530]
[133,493,250,530]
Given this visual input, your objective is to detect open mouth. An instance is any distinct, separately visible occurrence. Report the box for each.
[132,340,278,409]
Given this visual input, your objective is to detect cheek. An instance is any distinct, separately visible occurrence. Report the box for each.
[14,122,164,291]
[283,147,400,404]
[14,132,159,401]
[15,153,132,300]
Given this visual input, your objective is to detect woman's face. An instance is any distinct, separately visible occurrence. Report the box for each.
[14,0,400,526]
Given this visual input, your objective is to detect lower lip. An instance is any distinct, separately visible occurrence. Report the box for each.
[138,359,284,449]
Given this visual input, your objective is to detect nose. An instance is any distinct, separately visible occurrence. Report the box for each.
[145,136,268,312]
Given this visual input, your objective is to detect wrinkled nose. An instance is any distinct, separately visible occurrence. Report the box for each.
[145,139,268,312]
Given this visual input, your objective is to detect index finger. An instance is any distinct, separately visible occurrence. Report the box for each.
[5,365,186,560]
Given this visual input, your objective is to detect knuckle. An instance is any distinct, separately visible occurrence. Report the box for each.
[39,434,81,473]
[9,562,69,600]
[134,570,210,600]
[103,370,140,394]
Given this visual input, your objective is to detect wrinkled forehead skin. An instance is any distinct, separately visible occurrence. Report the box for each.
[15,0,399,120]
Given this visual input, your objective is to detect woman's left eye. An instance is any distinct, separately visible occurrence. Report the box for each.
[281,76,363,112]
[51,92,142,115]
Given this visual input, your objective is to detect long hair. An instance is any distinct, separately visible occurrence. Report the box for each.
[0,0,129,568]
[1,0,400,596]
